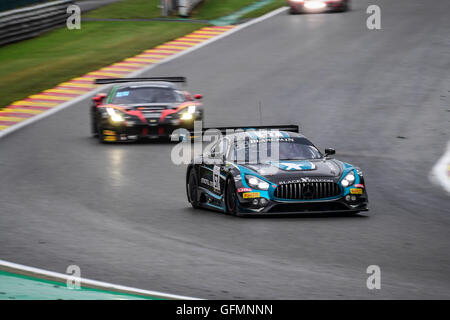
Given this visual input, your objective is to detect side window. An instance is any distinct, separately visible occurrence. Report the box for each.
[210,138,228,159]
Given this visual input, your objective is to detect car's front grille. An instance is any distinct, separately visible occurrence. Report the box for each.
[143,112,162,119]
[137,106,166,111]
[274,182,341,200]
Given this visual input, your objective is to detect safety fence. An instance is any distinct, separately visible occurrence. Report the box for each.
[0,0,73,46]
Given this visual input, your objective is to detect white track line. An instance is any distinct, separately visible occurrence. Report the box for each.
[0,6,288,140]
[0,259,198,300]
[430,141,450,194]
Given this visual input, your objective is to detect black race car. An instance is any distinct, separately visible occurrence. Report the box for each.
[91,77,203,142]
[186,125,368,216]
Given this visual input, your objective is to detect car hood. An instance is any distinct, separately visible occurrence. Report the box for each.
[239,159,344,184]
[119,103,181,110]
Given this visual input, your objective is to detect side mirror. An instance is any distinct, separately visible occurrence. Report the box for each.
[210,151,225,161]
[194,94,203,100]
[92,93,107,105]
[324,148,336,156]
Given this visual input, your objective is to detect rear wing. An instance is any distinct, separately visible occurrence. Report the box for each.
[201,124,299,135]
[94,77,187,85]
[174,124,300,142]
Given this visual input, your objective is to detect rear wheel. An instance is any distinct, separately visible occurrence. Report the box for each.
[225,177,239,215]
[187,169,200,209]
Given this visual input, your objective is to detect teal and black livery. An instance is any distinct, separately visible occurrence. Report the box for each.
[186,125,368,216]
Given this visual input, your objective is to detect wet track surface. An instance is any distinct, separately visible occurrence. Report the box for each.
[1,0,449,298]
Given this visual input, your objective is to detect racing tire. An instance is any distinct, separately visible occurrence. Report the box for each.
[187,169,200,209]
[225,177,240,216]
[91,113,98,137]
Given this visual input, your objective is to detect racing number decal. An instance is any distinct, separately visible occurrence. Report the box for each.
[213,165,221,192]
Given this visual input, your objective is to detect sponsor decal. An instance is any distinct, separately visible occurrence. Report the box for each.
[104,135,117,142]
[213,165,221,192]
[103,130,116,136]
[238,187,253,193]
[249,137,294,144]
[200,177,212,187]
[243,192,260,199]
[350,188,363,195]
[354,184,365,188]
[279,177,334,185]
[116,91,130,97]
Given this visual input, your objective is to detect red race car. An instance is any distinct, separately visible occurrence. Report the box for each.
[288,0,350,13]
[91,77,203,143]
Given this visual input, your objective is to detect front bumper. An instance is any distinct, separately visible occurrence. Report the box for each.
[100,120,198,142]
[237,195,368,215]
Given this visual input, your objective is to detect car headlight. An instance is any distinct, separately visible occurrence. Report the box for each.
[180,112,193,120]
[106,107,125,123]
[341,171,356,187]
[180,105,197,120]
[245,175,270,190]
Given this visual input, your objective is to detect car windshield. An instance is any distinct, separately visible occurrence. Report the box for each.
[111,86,185,104]
[229,137,322,163]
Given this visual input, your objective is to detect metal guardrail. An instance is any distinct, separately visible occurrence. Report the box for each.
[0,0,74,46]
[0,0,47,13]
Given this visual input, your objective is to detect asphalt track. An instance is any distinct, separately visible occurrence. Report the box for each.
[1,0,449,299]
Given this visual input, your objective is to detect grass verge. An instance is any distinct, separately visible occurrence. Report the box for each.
[241,0,286,19]
[0,21,205,109]
[84,0,266,20]
[0,0,286,109]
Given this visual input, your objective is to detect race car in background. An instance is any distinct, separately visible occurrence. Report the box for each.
[186,125,368,216]
[91,77,203,142]
[288,0,350,13]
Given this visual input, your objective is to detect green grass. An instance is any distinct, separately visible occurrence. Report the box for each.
[241,0,286,19]
[84,0,162,19]
[192,0,264,20]
[85,0,266,20]
[0,21,205,108]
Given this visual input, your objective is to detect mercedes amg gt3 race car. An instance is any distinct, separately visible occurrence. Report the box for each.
[186,125,368,216]
[91,77,203,142]
[288,0,350,13]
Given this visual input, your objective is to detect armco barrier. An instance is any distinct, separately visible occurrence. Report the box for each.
[0,0,73,46]
[0,0,46,13]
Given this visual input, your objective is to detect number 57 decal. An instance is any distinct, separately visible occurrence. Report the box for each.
[213,165,221,192]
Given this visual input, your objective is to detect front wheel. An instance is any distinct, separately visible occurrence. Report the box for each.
[91,108,99,137]
[225,177,239,215]
[187,169,200,209]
